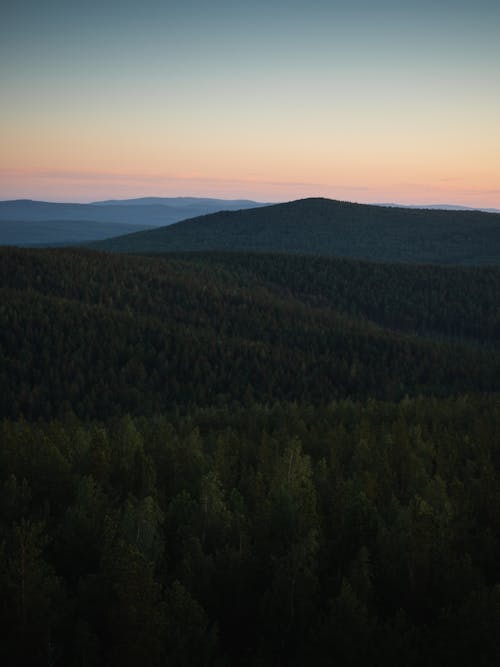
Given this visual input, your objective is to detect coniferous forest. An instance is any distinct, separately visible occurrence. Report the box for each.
[1,246,500,666]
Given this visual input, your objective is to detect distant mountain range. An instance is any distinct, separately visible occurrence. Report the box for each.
[2,196,500,259]
[91,196,263,208]
[0,197,265,246]
[379,203,500,214]
[92,197,500,265]
[0,220,153,246]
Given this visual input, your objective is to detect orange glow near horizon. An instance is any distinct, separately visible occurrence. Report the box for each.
[1,163,499,208]
[1,3,499,208]
[2,97,499,206]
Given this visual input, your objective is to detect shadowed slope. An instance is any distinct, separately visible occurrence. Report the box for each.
[92,197,500,265]
[1,247,499,420]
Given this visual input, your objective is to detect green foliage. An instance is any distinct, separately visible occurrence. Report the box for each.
[1,246,500,664]
[0,248,499,420]
[0,399,499,665]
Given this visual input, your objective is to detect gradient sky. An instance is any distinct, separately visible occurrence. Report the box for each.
[1,0,499,205]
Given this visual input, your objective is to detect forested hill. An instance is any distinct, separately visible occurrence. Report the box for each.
[1,247,499,420]
[92,197,500,265]
[2,246,500,666]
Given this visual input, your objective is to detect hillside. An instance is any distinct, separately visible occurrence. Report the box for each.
[1,246,500,665]
[2,246,500,666]
[92,197,500,265]
[1,247,499,420]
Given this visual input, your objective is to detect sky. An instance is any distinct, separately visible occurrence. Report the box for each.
[1,0,499,206]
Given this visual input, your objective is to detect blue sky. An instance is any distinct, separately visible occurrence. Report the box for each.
[1,0,499,204]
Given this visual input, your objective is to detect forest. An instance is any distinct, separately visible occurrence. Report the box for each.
[1,246,499,665]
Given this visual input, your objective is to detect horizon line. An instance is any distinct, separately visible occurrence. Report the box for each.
[1,194,499,213]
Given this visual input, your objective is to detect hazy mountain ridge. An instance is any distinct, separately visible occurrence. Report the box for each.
[92,196,265,208]
[0,197,265,246]
[378,202,500,214]
[92,197,500,265]
[0,219,153,246]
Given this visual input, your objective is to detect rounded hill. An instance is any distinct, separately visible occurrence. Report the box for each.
[92,197,500,265]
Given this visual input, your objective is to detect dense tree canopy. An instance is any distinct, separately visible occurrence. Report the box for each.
[1,400,500,665]
[0,248,499,420]
[1,246,499,665]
